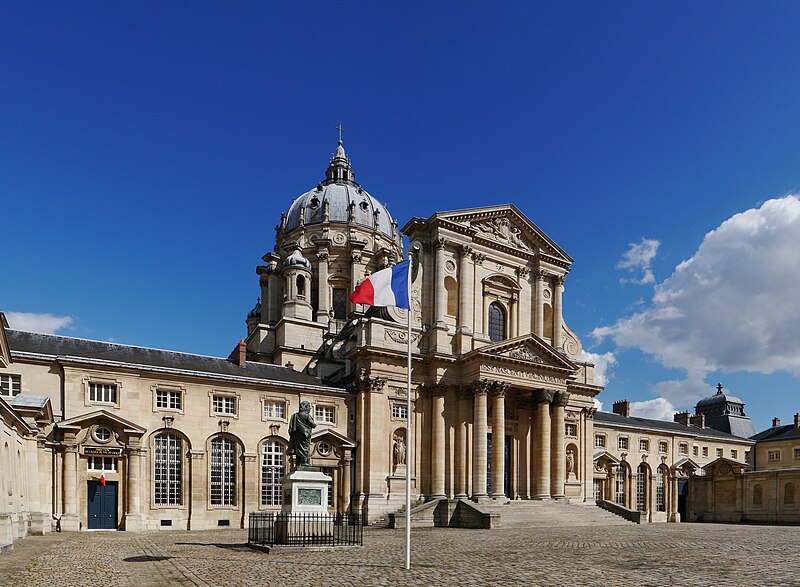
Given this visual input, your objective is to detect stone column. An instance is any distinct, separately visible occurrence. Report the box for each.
[509,294,519,339]
[550,391,569,499]
[126,446,144,531]
[490,383,508,498]
[458,245,473,332]
[534,270,545,338]
[471,381,490,500]
[553,275,564,350]
[455,387,471,498]
[430,386,447,499]
[60,436,79,531]
[341,454,352,514]
[671,475,680,522]
[434,238,447,327]
[316,250,330,323]
[583,407,597,502]
[532,389,554,499]
[349,251,363,314]
[472,252,485,338]
[529,399,537,499]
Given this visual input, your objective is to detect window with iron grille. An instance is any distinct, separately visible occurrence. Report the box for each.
[618,437,629,451]
[731,449,738,459]
[768,450,781,462]
[639,439,649,452]
[656,468,666,512]
[702,447,708,457]
[636,465,647,511]
[615,466,626,506]
[659,441,668,454]
[315,405,335,424]
[679,443,688,455]
[716,448,723,458]
[0,374,21,396]
[261,441,284,507]
[263,400,286,420]
[595,435,606,449]
[156,389,182,410]
[210,436,237,506]
[332,288,348,319]
[213,395,236,415]
[391,403,408,420]
[154,433,183,506]
[488,302,505,343]
[794,448,800,460]
[89,382,117,403]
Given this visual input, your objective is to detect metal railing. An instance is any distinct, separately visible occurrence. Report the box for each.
[248,512,363,547]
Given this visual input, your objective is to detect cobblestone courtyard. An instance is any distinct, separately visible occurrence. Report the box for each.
[1,523,799,587]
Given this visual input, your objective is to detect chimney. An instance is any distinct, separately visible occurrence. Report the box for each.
[795,413,800,429]
[690,414,705,428]
[613,400,630,418]
[773,417,782,428]
[674,411,691,426]
[285,361,294,370]
[237,339,246,367]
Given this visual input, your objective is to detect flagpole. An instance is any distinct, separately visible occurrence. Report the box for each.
[405,256,412,571]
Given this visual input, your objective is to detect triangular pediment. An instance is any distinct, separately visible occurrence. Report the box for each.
[593,450,621,465]
[433,205,573,264]
[311,427,356,449]
[57,409,147,436]
[469,334,579,371]
[702,457,749,476]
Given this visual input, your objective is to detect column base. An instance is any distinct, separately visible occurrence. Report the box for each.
[531,494,551,501]
[471,494,491,504]
[28,512,51,535]
[125,513,145,532]
[59,514,80,532]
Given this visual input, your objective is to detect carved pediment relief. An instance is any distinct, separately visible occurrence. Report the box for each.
[476,336,578,371]
[470,217,533,252]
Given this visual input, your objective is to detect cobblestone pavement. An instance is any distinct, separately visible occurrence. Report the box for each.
[2,523,800,587]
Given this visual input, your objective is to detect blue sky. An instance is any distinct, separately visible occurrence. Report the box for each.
[3,3,800,430]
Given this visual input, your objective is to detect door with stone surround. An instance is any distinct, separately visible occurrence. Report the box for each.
[87,481,118,530]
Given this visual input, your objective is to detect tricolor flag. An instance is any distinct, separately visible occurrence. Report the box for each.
[100,472,106,487]
[349,261,410,309]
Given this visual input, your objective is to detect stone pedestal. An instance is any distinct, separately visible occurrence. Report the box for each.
[277,466,333,544]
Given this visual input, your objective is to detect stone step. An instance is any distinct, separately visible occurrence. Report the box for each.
[477,502,634,527]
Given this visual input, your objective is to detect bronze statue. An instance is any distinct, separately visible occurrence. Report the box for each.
[288,400,316,467]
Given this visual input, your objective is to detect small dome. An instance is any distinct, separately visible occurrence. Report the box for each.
[246,298,261,322]
[283,246,311,269]
[695,383,745,409]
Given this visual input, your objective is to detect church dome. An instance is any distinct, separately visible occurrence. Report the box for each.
[282,141,395,238]
[283,245,311,269]
[695,384,745,409]
[246,298,261,321]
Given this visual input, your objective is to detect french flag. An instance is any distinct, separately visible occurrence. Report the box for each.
[349,261,410,309]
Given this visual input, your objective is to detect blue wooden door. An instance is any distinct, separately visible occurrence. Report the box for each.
[87,481,117,529]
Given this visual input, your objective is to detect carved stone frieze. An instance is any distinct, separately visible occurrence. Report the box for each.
[471,217,532,251]
[385,329,422,345]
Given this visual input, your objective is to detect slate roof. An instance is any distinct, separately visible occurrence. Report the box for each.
[9,394,50,408]
[751,423,800,443]
[7,330,337,389]
[595,411,753,442]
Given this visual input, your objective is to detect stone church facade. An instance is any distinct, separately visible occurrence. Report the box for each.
[0,141,791,548]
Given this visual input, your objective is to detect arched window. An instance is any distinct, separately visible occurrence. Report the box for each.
[444,277,457,316]
[785,482,796,505]
[296,275,306,298]
[210,436,238,506]
[656,466,668,512]
[154,432,183,506]
[636,464,648,511]
[488,302,506,343]
[543,303,553,340]
[753,484,763,506]
[615,465,627,506]
[261,440,285,507]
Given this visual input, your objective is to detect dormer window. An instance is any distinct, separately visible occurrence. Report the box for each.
[359,200,369,211]
[309,196,320,209]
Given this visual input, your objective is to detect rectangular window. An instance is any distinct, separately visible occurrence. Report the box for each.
[679,443,688,455]
[768,450,781,462]
[213,395,237,415]
[263,400,286,420]
[692,446,699,457]
[391,403,408,420]
[0,374,21,396]
[731,449,738,459]
[87,456,117,471]
[794,448,800,460]
[635,467,647,511]
[655,470,665,512]
[315,405,335,424]
[210,437,237,506]
[716,448,723,458]
[156,389,182,410]
[89,382,117,404]
[618,437,629,451]
[332,288,347,319]
[702,447,709,457]
[639,439,649,452]
[261,441,285,506]
[615,467,626,505]
[565,423,577,437]
[659,441,668,454]
[595,435,606,449]
[154,433,183,506]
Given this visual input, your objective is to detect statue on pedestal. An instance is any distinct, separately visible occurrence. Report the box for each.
[288,401,316,468]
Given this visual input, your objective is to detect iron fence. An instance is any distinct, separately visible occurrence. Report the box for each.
[248,512,363,547]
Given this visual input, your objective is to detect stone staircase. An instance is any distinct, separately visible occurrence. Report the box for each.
[477,500,633,528]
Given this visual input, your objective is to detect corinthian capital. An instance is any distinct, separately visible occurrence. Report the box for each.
[532,388,555,405]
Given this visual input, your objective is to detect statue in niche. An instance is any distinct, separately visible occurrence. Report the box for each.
[393,433,406,470]
[288,401,317,468]
[566,449,575,475]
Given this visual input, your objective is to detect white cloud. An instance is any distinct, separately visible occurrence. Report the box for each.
[6,311,74,334]
[593,398,604,412]
[651,373,710,407]
[595,195,800,377]
[617,238,660,285]
[630,397,675,421]
[577,350,617,387]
